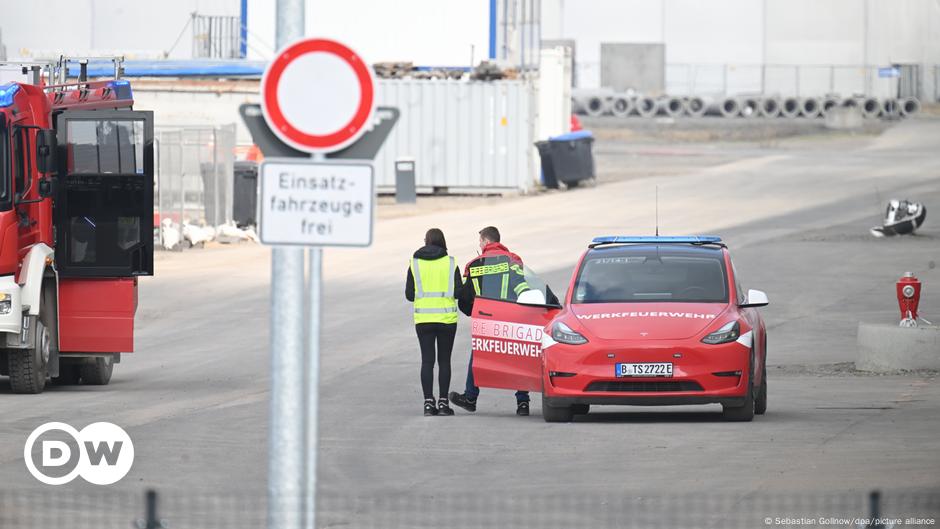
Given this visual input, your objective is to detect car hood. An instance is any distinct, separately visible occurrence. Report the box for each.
[568,303,730,340]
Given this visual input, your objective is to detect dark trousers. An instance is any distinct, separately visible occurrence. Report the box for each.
[464,353,530,403]
[415,323,457,400]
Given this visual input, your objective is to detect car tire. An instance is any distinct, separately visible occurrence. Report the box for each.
[572,404,590,415]
[722,351,755,422]
[755,362,767,415]
[80,355,115,386]
[542,396,574,423]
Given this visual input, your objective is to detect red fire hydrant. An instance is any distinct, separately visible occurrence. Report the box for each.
[897,272,922,327]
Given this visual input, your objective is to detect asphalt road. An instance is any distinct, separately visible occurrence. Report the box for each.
[1,118,938,524]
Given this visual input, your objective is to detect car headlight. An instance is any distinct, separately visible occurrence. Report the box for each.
[0,293,10,315]
[701,321,740,345]
[551,321,588,345]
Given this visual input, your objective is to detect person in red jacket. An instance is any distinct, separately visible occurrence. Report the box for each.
[450,226,532,416]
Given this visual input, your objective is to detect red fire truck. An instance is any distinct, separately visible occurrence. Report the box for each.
[0,61,153,393]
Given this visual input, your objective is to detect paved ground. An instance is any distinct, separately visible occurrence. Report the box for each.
[1,117,938,522]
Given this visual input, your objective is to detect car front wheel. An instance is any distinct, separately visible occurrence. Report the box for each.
[722,350,756,422]
[755,362,767,415]
[542,395,574,423]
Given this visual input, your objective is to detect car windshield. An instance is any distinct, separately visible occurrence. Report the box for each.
[573,247,729,303]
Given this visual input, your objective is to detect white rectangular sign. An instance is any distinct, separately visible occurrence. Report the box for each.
[258,159,374,247]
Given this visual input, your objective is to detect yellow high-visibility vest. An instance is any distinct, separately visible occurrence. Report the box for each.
[411,256,458,324]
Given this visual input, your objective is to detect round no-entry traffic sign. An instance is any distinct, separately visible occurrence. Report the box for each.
[262,38,376,153]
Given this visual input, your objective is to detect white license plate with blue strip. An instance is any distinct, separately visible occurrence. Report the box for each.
[616,363,673,377]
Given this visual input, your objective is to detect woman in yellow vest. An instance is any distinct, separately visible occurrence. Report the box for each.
[405,228,463,416]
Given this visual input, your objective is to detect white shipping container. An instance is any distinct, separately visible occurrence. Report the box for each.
[373,80,537,194]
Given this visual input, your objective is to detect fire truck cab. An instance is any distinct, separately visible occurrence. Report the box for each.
[0,64,153,393]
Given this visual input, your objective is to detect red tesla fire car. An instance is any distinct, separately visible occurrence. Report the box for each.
[470,236,769,422]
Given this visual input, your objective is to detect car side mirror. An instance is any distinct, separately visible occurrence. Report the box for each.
[740,289,769,308]
[516,287,563,309]
[35,129,57,175]
[516,289,547,306]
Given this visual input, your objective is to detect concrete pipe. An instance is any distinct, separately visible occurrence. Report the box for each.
[683,96,707,118]
[821,96,841,115]
[780,97,801,118]
[899,97,921,117]
[719,97,740,118]
[880,98,899,118]
[658,96,684,118]
[610,95,635,118]
[759,97,782,118]
[800,97,823,118]
[739,97,761,118]
[860,97,881,119]
[636,96,658,118]
[584,95,609,117]
[840,97,860,109]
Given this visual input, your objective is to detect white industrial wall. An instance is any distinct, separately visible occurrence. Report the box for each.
[246,0,490,66]
[0,0,237,59]
[542,0,940,98]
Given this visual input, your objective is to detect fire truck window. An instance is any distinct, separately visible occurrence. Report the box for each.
[67,120,144,175]
[117,121,144,175]
[69,216,97,264]
[12,128,24,193]
[97,121,121,174]
[117,217,141,250]
[0,120,7,202]
[67,121,99,174]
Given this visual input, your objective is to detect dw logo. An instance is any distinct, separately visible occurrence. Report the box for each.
[24,422,134,485]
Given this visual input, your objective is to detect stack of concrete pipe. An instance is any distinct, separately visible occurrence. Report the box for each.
[572,91,921,120]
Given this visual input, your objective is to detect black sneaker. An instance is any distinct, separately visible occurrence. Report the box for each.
[424,399,439,416]
[516,401,530,416]
[448,391,477,412]
[437,399,455,416]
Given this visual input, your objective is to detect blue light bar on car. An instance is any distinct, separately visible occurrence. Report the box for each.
[591,236,723,245]
[0,83,21,108]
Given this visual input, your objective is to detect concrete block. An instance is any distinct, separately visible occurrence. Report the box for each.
[856,323,940,372]
[825,107,864,130]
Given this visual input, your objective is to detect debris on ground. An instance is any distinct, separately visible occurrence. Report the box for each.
[870,199,927,237]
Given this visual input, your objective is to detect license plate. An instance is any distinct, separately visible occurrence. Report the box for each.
[616,362,673,377]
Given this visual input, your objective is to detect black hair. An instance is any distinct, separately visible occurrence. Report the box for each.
[479,226,500,243]
[425,228,447,251]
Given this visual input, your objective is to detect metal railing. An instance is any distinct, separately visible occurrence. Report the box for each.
[0,489,937,529]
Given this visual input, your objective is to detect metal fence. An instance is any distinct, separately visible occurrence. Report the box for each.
[935,65,940,102]
[192,14,243,59]
[373,79,537,194]
[155,124,236,250]
[1,489,937,529]
[664,64,915,99]
[578,62,937,99]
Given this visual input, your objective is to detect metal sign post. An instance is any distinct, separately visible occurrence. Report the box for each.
[269,2,305,529]
[304,153,325,529]
[262,9,381,529]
